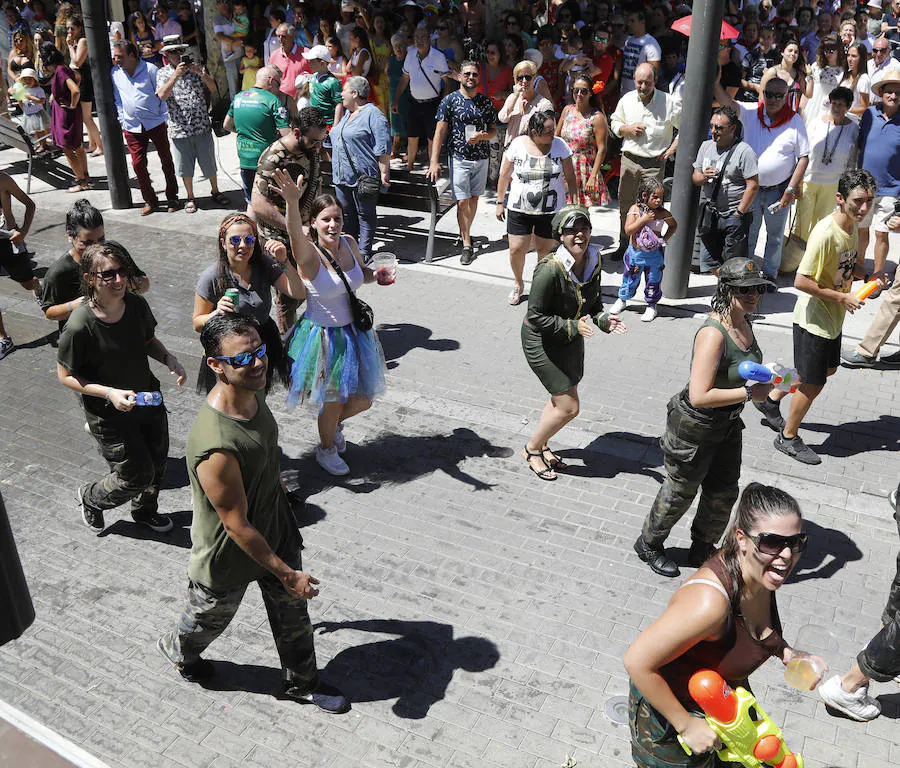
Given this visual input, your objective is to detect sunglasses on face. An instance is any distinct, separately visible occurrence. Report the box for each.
[823,46,837,53]
[214,343,267,368]
[709,122,732,132]
[874,47,890,53]
[91,267,127,282]
[562,225,590,234]
[572,87,590,95]
[595,35,609,43]
[746,530,808,556]
[736,284,767,295]
[462,71,479,78]
[764,90,786,98]
[718,42,732,50]
[437,25,448,30]
[228,234,256,247]
[516,74,533,81]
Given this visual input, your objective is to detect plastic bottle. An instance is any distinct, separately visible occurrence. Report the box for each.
[134,391,162,406]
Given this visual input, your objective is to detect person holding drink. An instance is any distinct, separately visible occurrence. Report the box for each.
[270,171,388,477]
[624,483,819,767]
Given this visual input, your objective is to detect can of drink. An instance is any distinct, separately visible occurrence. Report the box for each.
[224,288,240,309]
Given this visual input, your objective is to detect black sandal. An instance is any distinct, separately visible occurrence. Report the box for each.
[523,445,557,481]
[541,447,568,471]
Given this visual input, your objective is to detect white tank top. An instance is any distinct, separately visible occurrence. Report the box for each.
[302,237,364,328]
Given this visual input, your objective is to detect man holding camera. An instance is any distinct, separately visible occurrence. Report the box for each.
[156,36,231,213]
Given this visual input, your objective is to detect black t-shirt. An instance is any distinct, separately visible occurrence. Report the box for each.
[57,293,160,417]
[40,251,82,329]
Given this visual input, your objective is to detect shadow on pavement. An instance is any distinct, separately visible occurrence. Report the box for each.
[99,509,192,548]
[801,416,900,458]
[315,618,499,719]
[376,322,460,370]
[197,661,283,696]
[281,427,514,500]
[787,519,863,584]
[555,431,664,482]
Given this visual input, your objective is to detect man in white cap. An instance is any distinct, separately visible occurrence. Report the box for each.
[303,44,343,127]
[268,22,310,100]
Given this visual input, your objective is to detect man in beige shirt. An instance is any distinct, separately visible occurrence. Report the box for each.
[610,63,680,259]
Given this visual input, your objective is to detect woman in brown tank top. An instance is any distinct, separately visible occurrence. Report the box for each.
[623,483,816,768]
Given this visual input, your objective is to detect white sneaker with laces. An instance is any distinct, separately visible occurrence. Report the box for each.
[316,445,349,476]
[641,305,658,322]
[818,674,881,721]
[609,298,626,315]
[334,423,346,454]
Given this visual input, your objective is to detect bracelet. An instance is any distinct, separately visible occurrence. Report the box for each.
[67,301,73,312]
[786,186,796,195]
[104,388,112,402]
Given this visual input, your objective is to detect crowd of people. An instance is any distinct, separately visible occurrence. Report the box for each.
[0,0,898,765]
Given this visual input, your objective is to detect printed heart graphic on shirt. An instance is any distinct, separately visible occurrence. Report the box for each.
[526,189,543,208]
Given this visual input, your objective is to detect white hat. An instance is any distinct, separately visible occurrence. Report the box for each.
[160,34,187,53]
[294,72,313,90]
[523,48,543,69]
[302,44,332,62]
[341,2,354,11]
[867,0,883,8]
[17,68,37,81]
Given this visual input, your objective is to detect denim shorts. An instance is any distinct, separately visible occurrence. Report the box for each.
[449,157,489,200]
[171,131,217,179]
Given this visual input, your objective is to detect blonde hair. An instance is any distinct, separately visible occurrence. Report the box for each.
[513,59,537,78]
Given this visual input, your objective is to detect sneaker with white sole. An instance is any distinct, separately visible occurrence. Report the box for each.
[77,483,105,533]
[0,336,13,361]
[774,431,822,465]
[316,445,349,476]
[818,674,881,721]
[641,305,658,322]
[132,511,174,533]
[334,423,346,454]
[609,298,626,315]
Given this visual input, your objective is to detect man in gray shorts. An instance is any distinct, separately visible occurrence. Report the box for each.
[155,35,232,213]
[427,61,497,265]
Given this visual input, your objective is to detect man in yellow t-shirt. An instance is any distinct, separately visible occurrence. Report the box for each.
[755,169,889,464]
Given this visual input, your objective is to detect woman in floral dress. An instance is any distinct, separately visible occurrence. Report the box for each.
[556,74,608,207]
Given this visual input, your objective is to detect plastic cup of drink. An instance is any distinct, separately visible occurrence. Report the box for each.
[784,652,828,690]
[372,252,397,285]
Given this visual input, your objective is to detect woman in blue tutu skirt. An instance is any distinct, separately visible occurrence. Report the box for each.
[270,168,388,476]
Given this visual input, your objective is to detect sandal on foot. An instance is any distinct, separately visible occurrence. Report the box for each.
[184,199,198,214]
[541,447,568,471]
[89,147,103,157]
[211,190,230,205]
[522,445,557,481]
[507,284,524,306]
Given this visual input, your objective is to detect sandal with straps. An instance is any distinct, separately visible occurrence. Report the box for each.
[522,445,557,481]
[541,447,568,471]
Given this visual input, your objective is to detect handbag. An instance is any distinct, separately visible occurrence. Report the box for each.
[780,203,806,274]
[315,241,374,332]
[337,114,382,204]
[697,143,738,236]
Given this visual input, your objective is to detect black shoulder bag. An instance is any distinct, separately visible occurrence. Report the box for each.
[697,142,738,236]
[315,240,374,332]
[337,111,382,204]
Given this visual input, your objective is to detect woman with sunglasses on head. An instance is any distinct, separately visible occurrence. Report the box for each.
[556,74,608,207]
[57,242,187,536]
[626,482,815,768]
[193,213,306,394]
[270,175,388,477]
[634,258,776,579]
[802,34,846,124]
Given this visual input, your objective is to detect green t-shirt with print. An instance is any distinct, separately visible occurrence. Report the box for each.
[228,87,290,169]
[309,72,342,125]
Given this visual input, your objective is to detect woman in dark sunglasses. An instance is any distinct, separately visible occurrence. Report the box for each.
[634,257,775,578]
[192,213,306,393]
[626,482,812,767]
[57,243,187,536]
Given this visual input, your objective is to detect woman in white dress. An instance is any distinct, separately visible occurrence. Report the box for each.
[803,35,844,124]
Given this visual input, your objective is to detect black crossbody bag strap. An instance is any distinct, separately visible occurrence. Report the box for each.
[708,142,738,207]
[417,54,441,98]
[314,238,355,297]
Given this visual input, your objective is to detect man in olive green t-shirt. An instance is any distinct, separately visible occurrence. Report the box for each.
[157,314,348,714]
[759,169,889,465]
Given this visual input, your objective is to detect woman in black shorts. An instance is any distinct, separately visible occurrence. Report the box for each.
[496,109,577,306]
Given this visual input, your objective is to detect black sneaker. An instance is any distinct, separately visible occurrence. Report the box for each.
[0,336,13,361]
[754,397,785,432]
[460,245,476,266]
[688,540,717,568]
[77,484,105,533]
[841,349,876,368]
[132,511,174,532]
[156,637,215,682]
[774,432,822,465]
[879,350,900,366]
[283,680,350,714]
[633,535,680,578]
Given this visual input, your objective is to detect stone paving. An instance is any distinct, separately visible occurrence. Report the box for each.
[0,144,899,768]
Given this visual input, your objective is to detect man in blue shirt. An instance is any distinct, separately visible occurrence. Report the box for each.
[112,41,180,216]
[427,61,496,265]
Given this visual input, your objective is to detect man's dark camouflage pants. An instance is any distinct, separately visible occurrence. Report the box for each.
[160,549,318,692]
[642,392,743,549]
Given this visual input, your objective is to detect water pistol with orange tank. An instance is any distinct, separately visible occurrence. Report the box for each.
[678,669,804,768]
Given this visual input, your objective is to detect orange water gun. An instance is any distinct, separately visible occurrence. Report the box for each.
[856,279,881,300]
[678,670,804,768]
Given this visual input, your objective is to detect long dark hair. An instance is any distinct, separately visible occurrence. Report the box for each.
[350,25,372,53]
[815,33,844,69]
[214,213,264,297]
[720,483,803,608]
[710,282,740,320]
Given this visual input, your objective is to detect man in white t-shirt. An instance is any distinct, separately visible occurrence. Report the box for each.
[620,9,661,94]
[868,37,900,102]
[715,75,810,284]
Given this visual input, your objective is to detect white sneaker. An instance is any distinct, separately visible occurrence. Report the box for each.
[316,445,349,476]
[818,674,881,721]
[641,306,658,322]
[609,298,626,315]
[334,423,346,454]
